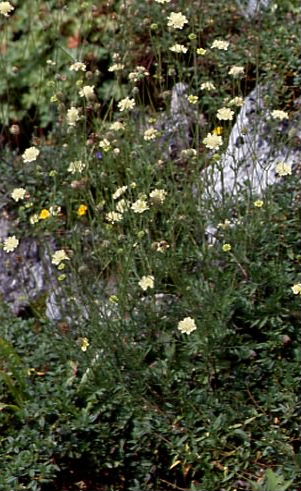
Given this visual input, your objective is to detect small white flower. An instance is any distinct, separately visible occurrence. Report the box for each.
[167,12,188,29]
[3,235,19,253]
[106,211,123,223]
[69,62,86,72]
[216,107,234,121]
[131,199,149,214]
[291,283,301,295]
[275,162,292,176]
[169,44,188,54]
[271,109,289,120]
[22,147,40,163]
[66,107,80,126]
[177,317,197,335]
[228,65,244,77]
[52,250,70,266]
[68,160,86,174]
[0,1,14,17]
[200,81,216,91]
[202,132,223,150]
[113,186,128,200]
[118,97,135,112]
[144,128,160,141]
[138,275,154,291]
[79,85,95,99]
[211,40,229,50]
[11,188,27,202]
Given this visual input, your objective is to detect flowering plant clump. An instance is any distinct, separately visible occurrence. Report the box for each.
[177,317,197,334]
[22,147,40,163]
[167,12,188,29]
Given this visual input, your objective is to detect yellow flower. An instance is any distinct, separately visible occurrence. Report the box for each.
[222,243,231,252]
[177,317,197,335]
[213,127,223,135]
[138,275,154,291]
[22,146,40,163]
[0,1,14,16]
[81,337,90,352]
[77,204,88,216]
[196,48,207,55]
[167,12,188,29]
[276,162,292,177]
[291,284,301,295]
[39,209,51,219]
[187,95,199,104]
[254,200,264,208]
[3,235,19,253]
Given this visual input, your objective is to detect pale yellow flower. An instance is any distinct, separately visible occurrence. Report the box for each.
[149,189,167,205]
[177,317,197,335]
[228,65,244,77]
[196,48,207,55]
[291,283,301,295]
[222,243,231,252]
[67,107,80,126]
[169,44,188,54]
[167,12,188,29]
[22,146,40,163]
[79,85,95,99]
[217,219,231,230]
[68,160,86,174]
[200,81,216,91]
[52,250,70,266]
[106,211,123,223]
[118,97,135,112]
[110,121,125,131]
[3,235,19,253]
[211,40,229,50]
[187,95,199,104]
[144,128,160,141]
[99,139,111,152]
[113,186,128,200]
[49,205,61,216]
[216,107,234,121]
[0,1,14,16]
[128,66,149,83]
[29,213,39,225]
[254,200,264,208]
[138,275,154,291]
[116,199,128,213]
[69,62,86,72]
[275,162,292,176]
[108,63,125,72]
[202,132,223,150]
[11,188,26,202]
[155,0,171,3]
[228,96,244,107]
[131,199,149,214]
[271,109,289,120]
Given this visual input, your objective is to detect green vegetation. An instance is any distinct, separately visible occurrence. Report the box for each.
[0,0,301,490]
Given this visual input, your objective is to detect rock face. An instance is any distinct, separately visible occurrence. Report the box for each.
[203,84,301,208]
[235,0,271,18]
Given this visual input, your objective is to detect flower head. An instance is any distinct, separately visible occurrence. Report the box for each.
[39,209,51,220]
[197,48,207,55]
[167,12,188,29]
[117,97,135,112]
[105,211,123,223]
[69,62,86,72]
[177,317,197,335]
[138,275,154,291]
[22,146,40,163]
[187,95,199,104]
[149,189,167,205]
[202,132,223,150]
[200,81,216,91]
[216,107,234,121]
[0,1,14,16]
[113,185,128,200]
[3,235,19,253]
[11,188,27,202]
[144,128,160,141]
[276,162,292,177]
[292,283,301,295]
[131,199,149,214]
[79,85,95,99]
[67,107,80,126]
[81,337,90,351]
[222,243,231,252]
[77,204,88,216]
[228,65,244,77]
[229,96,244,107]
[211,40,229,50]
[52,250,70,266]
[271,109,289,120]
[169,43,188,54]
[254,200,264,208]
[68,160,86,174]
